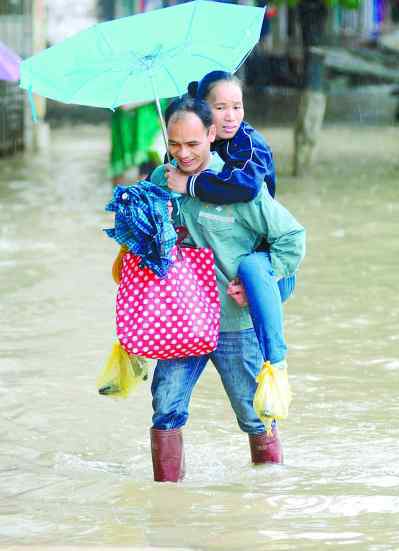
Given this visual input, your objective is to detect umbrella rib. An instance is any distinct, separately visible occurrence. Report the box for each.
[94,25,115,56]
[110,70,133,109]
[108,44,169,109]
[232,10,266,62]
[161,63,184,98]
[64,50,158,106]
[190,53,231,72]
[234,47,256,73]
[184,1,198,46]
[64,24,139,103]
[66,69,124,105]
[24,67,71,102]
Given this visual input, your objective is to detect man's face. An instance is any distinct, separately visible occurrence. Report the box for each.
[167,112,216,175]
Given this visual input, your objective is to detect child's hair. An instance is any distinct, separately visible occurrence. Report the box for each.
[187,70,243,101]
[165,95,213,130]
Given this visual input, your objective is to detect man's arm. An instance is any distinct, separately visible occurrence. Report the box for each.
[237,193,306,278]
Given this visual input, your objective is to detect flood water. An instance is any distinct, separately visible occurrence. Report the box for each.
[0,123,398,549]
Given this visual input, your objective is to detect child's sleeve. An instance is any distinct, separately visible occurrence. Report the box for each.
[187,128,276,204]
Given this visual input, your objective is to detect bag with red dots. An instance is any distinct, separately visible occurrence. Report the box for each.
[116,245,221,359]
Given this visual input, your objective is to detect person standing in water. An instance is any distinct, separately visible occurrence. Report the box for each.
[165,71,296,377]
[149,96,305,482]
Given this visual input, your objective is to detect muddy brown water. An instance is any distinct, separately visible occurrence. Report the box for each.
[0,124,398,549]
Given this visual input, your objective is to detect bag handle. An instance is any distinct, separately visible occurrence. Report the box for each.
[176,226,189,245]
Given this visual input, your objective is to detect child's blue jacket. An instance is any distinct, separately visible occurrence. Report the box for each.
[186,121,276,204]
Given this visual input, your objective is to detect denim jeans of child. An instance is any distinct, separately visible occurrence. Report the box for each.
[237,252,296,364]
[151,328,267,434]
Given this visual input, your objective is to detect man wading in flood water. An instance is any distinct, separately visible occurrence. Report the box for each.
[147,96,306,482]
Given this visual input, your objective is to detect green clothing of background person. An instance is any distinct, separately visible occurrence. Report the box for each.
[108,100,167,185]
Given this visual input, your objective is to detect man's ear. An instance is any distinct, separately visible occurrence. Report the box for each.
[208,124,217,143]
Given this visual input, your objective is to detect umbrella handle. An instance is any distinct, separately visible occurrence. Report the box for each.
[154,95,171,163]
[149,74,171,163]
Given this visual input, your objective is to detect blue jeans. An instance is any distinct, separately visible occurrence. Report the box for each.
[151,329,267,434]
[237,252,296,364]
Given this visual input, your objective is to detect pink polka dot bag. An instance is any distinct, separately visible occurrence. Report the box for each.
[116,245,221,359]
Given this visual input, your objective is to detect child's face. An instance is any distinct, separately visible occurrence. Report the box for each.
[207,81,244,140]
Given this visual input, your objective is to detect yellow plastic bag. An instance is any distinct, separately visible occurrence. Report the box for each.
[97,342,149,398]
[253,361,292,435]
[112,245,129,284]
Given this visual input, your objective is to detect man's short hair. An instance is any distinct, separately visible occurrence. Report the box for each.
[165,95,213,130]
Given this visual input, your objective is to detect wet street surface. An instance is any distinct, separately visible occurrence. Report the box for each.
[0,123,398,549]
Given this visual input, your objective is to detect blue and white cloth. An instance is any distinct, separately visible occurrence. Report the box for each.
[104,182,177,278]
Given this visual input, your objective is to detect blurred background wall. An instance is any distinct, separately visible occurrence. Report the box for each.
[1,0,398,157]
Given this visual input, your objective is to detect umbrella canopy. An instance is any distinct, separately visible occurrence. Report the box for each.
[0,41,21,82]
[19,0,265,109]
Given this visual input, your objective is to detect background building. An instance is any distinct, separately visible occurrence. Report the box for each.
[0,0,397,157]
[0,0,32,156]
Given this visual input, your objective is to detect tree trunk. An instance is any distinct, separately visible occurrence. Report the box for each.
[293,89,326,175]
[293,0,328,176]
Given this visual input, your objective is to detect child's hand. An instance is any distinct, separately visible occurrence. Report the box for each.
[227,279,248,307]
[165,164,188,194]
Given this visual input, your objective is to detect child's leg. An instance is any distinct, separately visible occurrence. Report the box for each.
[237,252,288,364]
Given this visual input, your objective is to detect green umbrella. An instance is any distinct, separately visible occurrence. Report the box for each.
[20,0,265,150]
